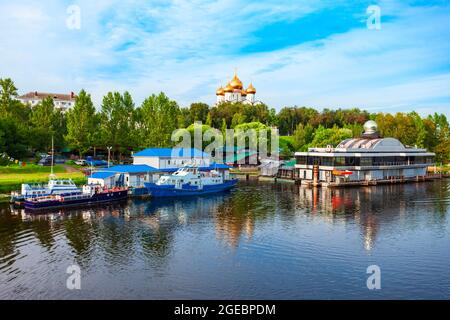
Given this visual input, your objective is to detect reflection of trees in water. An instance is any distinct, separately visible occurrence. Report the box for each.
[95,206,137,267]
[214,182,288,247]
[62,210,97,266]
[135,196,228,261]
[29,218,56,250]
[0,207,23,265]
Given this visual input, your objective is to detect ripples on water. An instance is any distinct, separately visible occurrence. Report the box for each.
[0,180,450,299]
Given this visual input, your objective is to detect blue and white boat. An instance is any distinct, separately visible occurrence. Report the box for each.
[10,179,80,204]
[144,166,238,197]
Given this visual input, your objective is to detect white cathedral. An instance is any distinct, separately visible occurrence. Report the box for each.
[215,72,260,105]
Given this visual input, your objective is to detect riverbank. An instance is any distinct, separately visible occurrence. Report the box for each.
[0,164,86,195]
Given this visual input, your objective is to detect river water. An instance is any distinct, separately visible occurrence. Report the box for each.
[1,180,449,299]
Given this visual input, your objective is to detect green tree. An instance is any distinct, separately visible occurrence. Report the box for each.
[99,91,136,160]
[0,78,18,116]
[205,112,212,126]
[189,102,210,124]
[137,92,180,148]
[65,90,97,158]
[308,126,352,148]
[293,123,315,151]
[30,97,57,151]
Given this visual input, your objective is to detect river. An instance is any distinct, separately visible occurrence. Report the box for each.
[1,180,449,299]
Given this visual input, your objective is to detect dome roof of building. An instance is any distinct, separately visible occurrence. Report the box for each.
[336,137,406,151]
[230,72,243,89]
[241,89,247,96]
[216,86,224,96]
[363,120,378,134]
[246,83,256,94]
[223,83,233,92]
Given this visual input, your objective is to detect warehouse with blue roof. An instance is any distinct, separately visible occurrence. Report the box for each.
[87,148,232,194]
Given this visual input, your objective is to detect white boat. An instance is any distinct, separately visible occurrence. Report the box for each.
[10,136,80,204]
[11,179,80,203]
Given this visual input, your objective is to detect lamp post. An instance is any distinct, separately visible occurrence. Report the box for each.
[107,146,112,168]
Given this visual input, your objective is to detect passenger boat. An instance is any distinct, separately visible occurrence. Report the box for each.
[144,166,238,197]
[11,136,80,204]
[24,185,128,211]
[10,179,80,204]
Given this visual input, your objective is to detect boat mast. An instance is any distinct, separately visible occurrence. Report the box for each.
[50,135,56,179]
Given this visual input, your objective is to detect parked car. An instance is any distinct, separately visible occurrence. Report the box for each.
[85,156,108,167]
[38,157,52,166]
[75,159,87,166]
[37,153,50,159]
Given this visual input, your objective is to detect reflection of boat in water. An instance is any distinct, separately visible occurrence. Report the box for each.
[142,192,230,216]
[144,166,238,197]
[24,185,128,211]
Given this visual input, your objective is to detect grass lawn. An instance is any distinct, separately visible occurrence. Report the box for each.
[0,164,86,193]
[0,164,66,174]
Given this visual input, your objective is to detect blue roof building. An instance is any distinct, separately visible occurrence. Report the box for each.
[133,148,211,169]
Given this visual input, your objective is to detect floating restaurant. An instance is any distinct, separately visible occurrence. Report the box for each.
[295,121,436,187]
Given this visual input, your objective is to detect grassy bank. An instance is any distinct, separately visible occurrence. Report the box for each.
[0,164,86,193]
[0,164,66,174]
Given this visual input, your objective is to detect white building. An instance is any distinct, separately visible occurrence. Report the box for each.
[215,72,260,105]
[132,148,210,169]
[295,120,436,187]
[18,91,76,112]
[88,165,155,188]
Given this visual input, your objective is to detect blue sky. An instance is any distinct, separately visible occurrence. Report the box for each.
[0,0,449,117]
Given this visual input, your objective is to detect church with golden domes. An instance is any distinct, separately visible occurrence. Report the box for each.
[216,72,259,105]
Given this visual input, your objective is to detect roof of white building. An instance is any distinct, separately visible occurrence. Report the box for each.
[336,137,406,151]
[18,92,76,101]
[296,121,435,156]
[133,148,209,158]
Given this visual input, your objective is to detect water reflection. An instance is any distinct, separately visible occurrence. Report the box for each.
[0,179,449,299]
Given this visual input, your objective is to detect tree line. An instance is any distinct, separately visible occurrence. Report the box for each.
[1,77,449,164]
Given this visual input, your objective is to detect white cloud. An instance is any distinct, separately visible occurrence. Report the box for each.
[0,0,449,118]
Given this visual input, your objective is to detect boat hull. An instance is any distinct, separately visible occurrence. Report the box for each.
[144,179,238,197]
[24,190,128,211]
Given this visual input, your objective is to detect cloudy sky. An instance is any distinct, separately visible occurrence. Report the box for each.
[0,0,449,117]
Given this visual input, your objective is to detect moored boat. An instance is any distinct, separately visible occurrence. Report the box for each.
[11,179,80,204]
[24,185,128,211]
[144,166,238,197]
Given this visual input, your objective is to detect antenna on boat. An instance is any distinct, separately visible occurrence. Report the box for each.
[49,135,56,179]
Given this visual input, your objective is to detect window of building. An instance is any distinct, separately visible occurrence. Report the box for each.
[360,157,372,166]
[334,157,345,166]
[296,156,307,165]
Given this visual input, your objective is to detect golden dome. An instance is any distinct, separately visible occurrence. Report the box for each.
[241,89,247,96]
[216,86,224,96]
[230,72,243,90]
[246,82,256,94]
[224,83,233,93]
